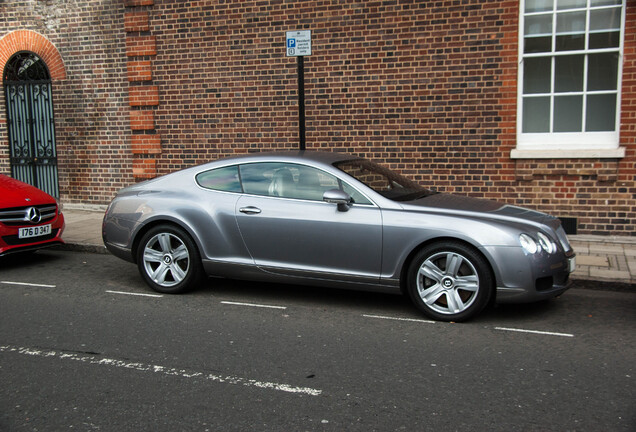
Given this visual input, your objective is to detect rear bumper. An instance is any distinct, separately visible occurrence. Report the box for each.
[104,241,135,263]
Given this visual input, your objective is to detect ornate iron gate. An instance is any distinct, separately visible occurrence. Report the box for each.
[3,52,59,197]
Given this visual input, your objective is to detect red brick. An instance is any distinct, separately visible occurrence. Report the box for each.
[125,0,154,7]
[129,86,159,106]
[130,110,155,130]
[126,35,156,57]
[127,60,152,81]
[124,12,150,33]
[131,134,161,154]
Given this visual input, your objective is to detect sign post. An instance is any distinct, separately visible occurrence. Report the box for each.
[286,30,311,151]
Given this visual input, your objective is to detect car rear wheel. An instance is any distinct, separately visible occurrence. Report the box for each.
[136,224,203,294]
[407,242,493,322]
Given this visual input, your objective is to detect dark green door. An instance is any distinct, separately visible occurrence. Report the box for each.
[3,52,59,197]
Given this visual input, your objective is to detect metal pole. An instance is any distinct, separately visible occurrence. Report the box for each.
[297,55,306,150]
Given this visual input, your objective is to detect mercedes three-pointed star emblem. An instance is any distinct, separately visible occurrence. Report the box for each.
[26,207,42,224]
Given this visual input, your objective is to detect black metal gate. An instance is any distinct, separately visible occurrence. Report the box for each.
[3,52,59,197]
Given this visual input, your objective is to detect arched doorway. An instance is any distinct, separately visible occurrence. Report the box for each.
[3,51,59,197]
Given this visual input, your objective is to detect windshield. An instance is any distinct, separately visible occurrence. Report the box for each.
[334,159,437,201]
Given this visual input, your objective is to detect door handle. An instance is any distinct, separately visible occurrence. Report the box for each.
[239,206,262,215]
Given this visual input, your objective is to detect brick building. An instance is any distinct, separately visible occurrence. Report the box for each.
[1,0,634,235]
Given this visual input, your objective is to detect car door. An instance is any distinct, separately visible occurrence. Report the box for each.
[235,162,383,283]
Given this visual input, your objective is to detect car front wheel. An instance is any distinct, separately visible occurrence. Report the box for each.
[407,242,493,322]
[136,224,203,294]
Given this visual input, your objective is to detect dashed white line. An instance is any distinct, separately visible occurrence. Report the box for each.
[1,281,56,288]
[363,315,574,338]
[0,345,322,396]
[221,301,287,310]
[105,290,164,298]
[495,327,574,338]
[363,314,436,324]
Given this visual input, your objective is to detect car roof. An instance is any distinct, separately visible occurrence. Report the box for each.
[213,150,359,166]
[131,150,362,190]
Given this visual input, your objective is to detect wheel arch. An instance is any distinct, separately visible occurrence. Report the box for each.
[398,236,497,297]
[130,217,202,265]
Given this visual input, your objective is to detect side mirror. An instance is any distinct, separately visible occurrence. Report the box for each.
[323,189,352,212]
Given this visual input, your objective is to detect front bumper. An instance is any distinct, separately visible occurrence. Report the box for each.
[482,245,575,304]
[0,215,65,257]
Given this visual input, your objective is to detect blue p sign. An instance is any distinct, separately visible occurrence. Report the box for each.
[287,39,296,48]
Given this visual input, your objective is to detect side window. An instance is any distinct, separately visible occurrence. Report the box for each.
[341,182,372,205]
[239,162,371,204]
[196,166,242,192]
[295,165,338,200]
[239,163,284,196]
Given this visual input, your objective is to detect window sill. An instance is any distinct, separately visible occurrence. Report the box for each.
[510,147,625,159]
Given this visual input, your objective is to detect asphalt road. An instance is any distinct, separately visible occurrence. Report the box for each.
[0,250,634,432]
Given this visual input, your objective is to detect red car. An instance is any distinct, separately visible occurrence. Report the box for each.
[0,175,65,256]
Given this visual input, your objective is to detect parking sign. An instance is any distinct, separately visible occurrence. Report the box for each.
[286,30,311,56]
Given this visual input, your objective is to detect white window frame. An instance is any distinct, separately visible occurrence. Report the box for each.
[513,0,626,159]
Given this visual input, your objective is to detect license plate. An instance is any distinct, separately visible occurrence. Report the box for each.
[18,224,52,239]
[568,256,576,273]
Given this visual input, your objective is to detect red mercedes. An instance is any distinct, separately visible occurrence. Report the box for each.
[0,175,65,256]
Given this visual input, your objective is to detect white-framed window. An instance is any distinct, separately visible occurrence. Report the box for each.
[515,0,625,158]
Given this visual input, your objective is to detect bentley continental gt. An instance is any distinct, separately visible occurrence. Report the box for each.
[103,151,575,321]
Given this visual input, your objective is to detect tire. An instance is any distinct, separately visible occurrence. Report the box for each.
[136,224,203,294]
[406,242,493,322]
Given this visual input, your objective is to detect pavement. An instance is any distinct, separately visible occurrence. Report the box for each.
[58,206,636,288]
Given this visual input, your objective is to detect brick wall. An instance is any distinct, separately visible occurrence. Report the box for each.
[0,0,132,205]
[1,0,634,235]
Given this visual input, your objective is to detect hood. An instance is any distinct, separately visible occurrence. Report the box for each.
[0,175,56,207]
[403,193,557,227]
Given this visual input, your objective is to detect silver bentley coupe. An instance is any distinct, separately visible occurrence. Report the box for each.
[103,151,576,321]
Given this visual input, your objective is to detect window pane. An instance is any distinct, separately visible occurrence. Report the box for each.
[341,182,372,205]
[589,31,620,49]
[239,162,346,201]
[555,55,584,92]
[556,33,585,51]
[556,11,586,33]
[554,95,583,132]
[590,7,621,31]
[524,57,552,94]
[525,14,553,35]
[196,166,241,192]
[525,36,552,53]
[586,94,617,131]
[523,97,551,132]
[526,0,553,13]
[240,163,284,196]
[294,165,340,201]
[590,0,621,6]
[588,53,618,91]
[557,0,586,10]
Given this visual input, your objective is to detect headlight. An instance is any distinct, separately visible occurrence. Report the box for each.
[537,232,556,254]
[519,234,538,254]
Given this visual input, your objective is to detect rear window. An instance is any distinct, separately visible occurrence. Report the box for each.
[196,166,242,192]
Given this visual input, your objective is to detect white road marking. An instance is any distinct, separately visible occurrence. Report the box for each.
[363,315,573,338]
[0,345,322,396]
[106,290,164,298]
[363,314,436,324]
[221,301,287,310]
[495,327,574,338]
[1,281,56,288]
